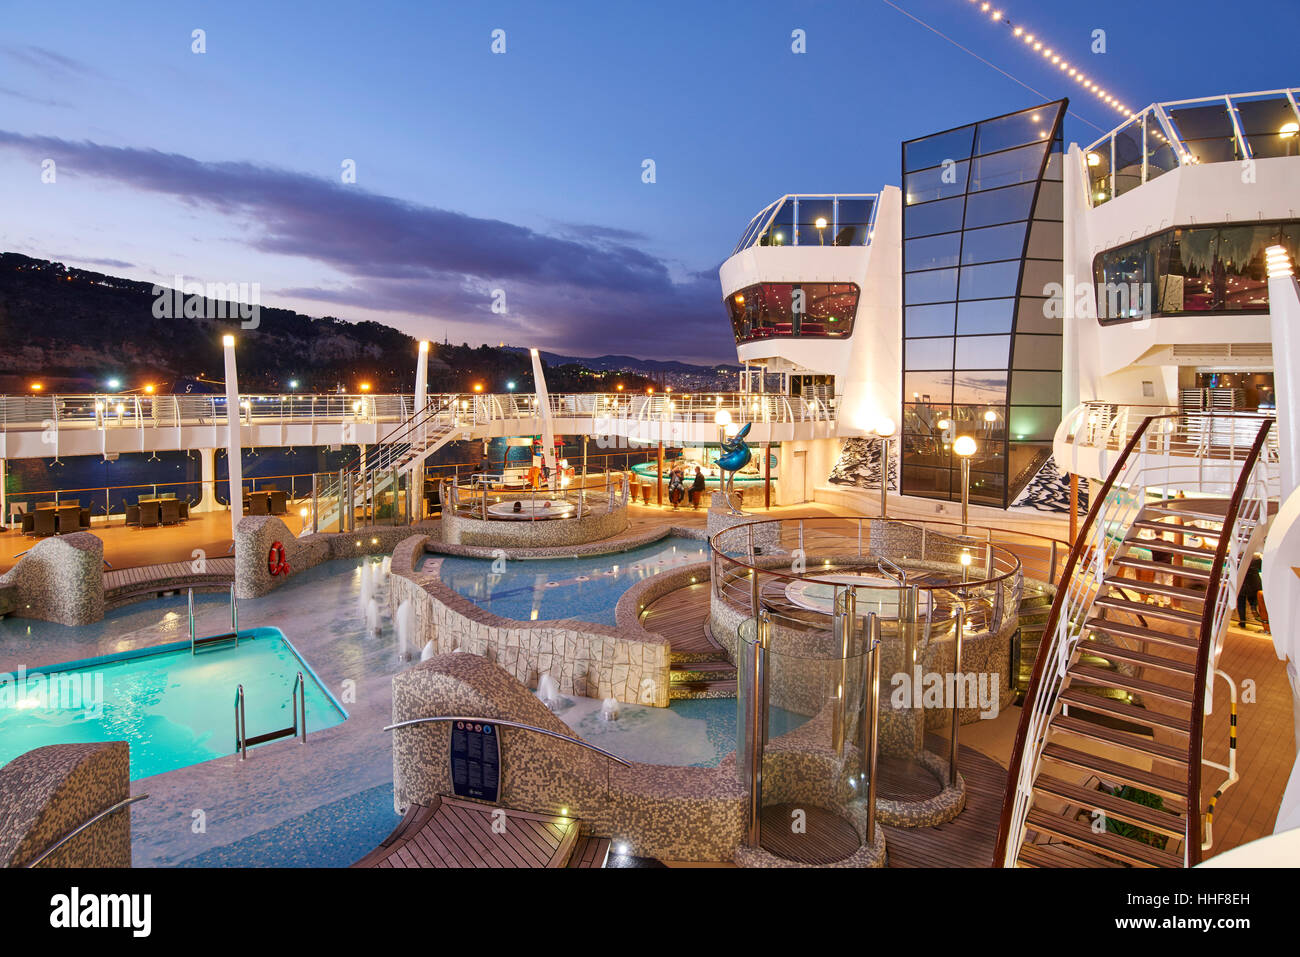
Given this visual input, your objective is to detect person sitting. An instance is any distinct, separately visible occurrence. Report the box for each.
[512,501,523,513]
[690,467,706,508]
[668,467,685,509]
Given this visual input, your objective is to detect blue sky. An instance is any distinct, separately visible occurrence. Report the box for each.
[1,0,1297,363]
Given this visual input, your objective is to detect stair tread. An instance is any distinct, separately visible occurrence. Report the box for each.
[1093,594,1202,624]
[1018,841,1125,868]
[1052,715,1189,766]
[1141,502,1228,523]
[1078,639,1196,676]
[1069,663,1194,705]
[1041,742,1189,800]
[1033,774,1187,838]
[1131,517,1223,534]
[1085,617,1200,649]
[1103,576,1207,602]
[1059,687,1192,734]
[1025,807,1182,868]
[1113,557,1211,580]
[1121,539,1218,559]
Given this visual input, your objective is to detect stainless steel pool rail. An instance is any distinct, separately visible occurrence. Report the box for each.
[234,672,307,759]
[24,794,149,867]
[189,586,240,654]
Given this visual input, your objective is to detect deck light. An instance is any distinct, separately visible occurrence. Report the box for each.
[714,409,732,428]
[1281,122,1299,138]
[954,436,977,533]
[419,340,430,353]
[144,384,155,394]
[29,382,43,392]
[222,335,235,347]
[359,382,371,392]
[1266,245,1294,279]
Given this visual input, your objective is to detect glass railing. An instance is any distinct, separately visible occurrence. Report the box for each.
[1086,89,1300,206]
[730,194,879,254]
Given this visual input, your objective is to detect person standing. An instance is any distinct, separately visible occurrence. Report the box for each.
[690,466,706,509]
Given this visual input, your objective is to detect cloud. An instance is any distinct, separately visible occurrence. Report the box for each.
[1,45,106,81]
[0,131,735,362]
[57,255,136,270]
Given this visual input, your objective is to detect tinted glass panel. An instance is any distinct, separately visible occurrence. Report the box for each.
[1025,219,1063,260]
[1236,96,1300,159]
[795,197,835,246]
[903,197,965,238]
[725,282,860,343]
[1011,333,1062,370]
[759,199,793,246]
[835,198,875,245]
[906,232,962,271]
[1169,102,1240,164]
[905,337,955,370]
[956,298,1015,335]
[1144,112,1181,182]
[962,183,1035,229]
[953,335,1009,369]
[975,107,1056,155]
[906,303,956,338]
[1009,370,1063,406]
[1015,296,1060,334]
[1113,118,1144,196]
[906,268,958,304]
[906,161,970,205]
[905,125,976,172]
[1020,259,1062,299]
[1007,407,1058,442]
[904,371,954,404]
[959,260,1022,300]
[962,222,1028,264]
[969,142,1047,192]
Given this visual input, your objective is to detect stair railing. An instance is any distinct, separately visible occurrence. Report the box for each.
[994,414,1163,866]
[1186,417,1275,864]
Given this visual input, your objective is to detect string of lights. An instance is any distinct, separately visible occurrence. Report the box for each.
[961,0,1136,118]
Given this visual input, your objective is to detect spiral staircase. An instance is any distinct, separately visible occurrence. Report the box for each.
[996,411,1278,867]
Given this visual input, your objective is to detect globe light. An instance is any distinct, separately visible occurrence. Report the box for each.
[714,409,733,428]
[874,417,897,438]
[953,435,978,457]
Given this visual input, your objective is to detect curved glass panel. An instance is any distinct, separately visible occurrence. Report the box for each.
[725,282,860,344]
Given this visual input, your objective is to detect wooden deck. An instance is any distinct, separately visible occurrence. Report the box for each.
[882,737,1006,868]
[760,803,862,864]
[103,556,237,601]
[352,796,581,868]
[566,835,612,868]
[641,581,722,658]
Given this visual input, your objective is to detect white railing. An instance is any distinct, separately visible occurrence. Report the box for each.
[1004,413,1278,867]
[0,391,838,434]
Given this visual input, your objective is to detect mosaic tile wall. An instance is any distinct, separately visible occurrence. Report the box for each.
[0,741,132,867]
[391,652,746,861]
[388,535,671,706]
[0,531,105,626]
[442,501,628,548]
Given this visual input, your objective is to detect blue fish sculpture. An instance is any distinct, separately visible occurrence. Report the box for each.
[717,421,753,473]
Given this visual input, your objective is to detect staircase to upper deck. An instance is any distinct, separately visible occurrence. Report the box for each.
[996,411,1278,867]
[310,397,471,532]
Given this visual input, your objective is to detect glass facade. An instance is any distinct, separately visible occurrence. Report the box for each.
[725,282,859,344]
[1088,90,1300,206]
[1094,221,1300,322]
[901,100,1066,508]
[730,195,877,254]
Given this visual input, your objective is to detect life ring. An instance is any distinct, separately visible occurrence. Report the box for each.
[268,541,291,576]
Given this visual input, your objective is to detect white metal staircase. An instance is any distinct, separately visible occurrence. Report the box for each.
[997,412,1277,867]
[308,397,471,532]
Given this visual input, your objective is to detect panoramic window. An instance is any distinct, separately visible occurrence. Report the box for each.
[725,282,860,344]
[1093,221,1300,323]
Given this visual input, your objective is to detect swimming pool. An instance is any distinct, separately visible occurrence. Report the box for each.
[0,627,347,780]
[434,534,708,626]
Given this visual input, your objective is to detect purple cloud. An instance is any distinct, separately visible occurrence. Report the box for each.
[0,131,735,362]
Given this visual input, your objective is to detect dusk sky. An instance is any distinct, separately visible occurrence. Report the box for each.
[2,0,1297,364]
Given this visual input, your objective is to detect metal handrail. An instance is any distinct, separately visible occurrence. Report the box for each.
[1185,417,1275,865]
[24,794,149,868]
[383,715,633,767]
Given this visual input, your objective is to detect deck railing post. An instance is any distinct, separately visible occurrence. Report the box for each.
[742,610,770,848]
[863,612,880,845]
[950,606,965,787]
[311,474,320,534]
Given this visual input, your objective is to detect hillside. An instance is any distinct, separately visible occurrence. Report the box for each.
[0,253,653,394]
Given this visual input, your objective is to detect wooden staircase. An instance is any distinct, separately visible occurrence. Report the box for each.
[997,411,1276,868]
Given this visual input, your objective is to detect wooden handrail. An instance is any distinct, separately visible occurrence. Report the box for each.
[992,413,1165,865]
[1185,416,1274,865]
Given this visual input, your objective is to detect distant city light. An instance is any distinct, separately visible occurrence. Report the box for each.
[506,380,516,391]
[288,379,299,389]
[106,378,121,390]
[144,384,155,394]
[473,383,484,393]
[29,382,43,392]
[359,382,371,392]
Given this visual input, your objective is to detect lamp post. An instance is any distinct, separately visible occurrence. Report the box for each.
[715,408,733,508]
[873,417,896,519]
[953,435,977,535]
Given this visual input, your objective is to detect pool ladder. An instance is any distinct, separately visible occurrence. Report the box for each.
[234,672,308,759]
[189,585,240,655]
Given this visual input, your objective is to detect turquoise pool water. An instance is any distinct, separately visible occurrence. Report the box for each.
[434,534,708,625]
[0,627,346,780]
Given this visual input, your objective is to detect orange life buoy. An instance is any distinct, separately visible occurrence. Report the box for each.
[268,541,290,576]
